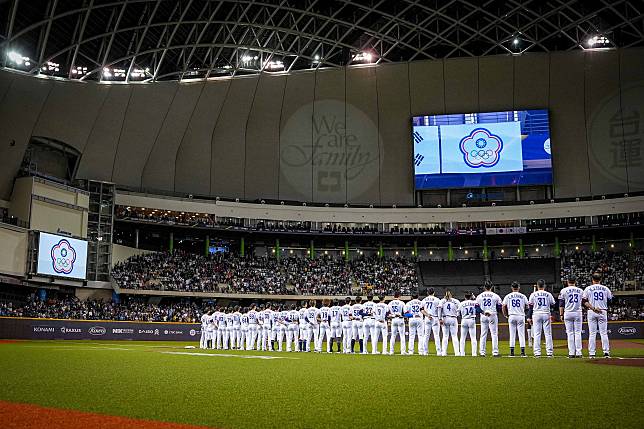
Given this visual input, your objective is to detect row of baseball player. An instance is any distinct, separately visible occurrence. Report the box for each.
[199,273,612,358]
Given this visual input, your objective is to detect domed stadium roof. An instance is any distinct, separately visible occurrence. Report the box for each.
[1,0,643,82]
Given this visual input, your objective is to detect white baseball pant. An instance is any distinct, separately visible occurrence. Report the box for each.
[317,322,331,352]
[389,317,407,354]
[564,311,583,356]
[286,323,299,352]
[421,318,442,355]
[408,317,423,355]
[587,310,609,356]
[532,313,553,356]
[341,321,352,353]
[441,316,460,356]
[246,324,259,350]
[362,319,375,353]
[276,325,286,351]
[371,320,388,354]
[508,315,526,350]
[479,313,499,356]
[459,318,477,356]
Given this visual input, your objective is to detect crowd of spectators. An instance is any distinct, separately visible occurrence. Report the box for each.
[112,252,419,296]
[0,296,204,322]
[560,249,644,291]
[608,298,644,321]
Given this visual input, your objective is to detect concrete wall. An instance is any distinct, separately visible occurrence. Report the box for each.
[0,225,28,276]
[112,244,154,266]
[1,47,643,204]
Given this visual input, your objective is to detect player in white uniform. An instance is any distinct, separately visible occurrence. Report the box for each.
[502,282,529,357]
[240,310,249,351]
[306,300,320,353]
[528,279,556,358]
[350,296,365,354]
[317,300,332,353]
[405,294,424,355]
[329,300,343,353]
[458,292,478,356]
[270,304,278,351]
[420,288,442,356]
[372,296,388,354]
[583,273,613,358]
[260,304,273,351]
[232,307,242,350]
[206,310,216,349]
[439,290,460,356]
[200,310,212,349]
[559,275,584,358]
[287,304,300,352]
[362,296,376,355]
[224,308,234,350]
[340,298,353,353]
[215,308,226,349]
[298,302,309,352]
[476,281,502,357]
[211,308,220,349]
[527,285,535,348]
[388,292,407,355]
[246,304,259,350]
[275,306,288,352]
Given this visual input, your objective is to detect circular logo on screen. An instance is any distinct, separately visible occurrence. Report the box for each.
[280,99,382,202]
[543,138,551,155]
[50,239,77,275]
[459,128,503,168]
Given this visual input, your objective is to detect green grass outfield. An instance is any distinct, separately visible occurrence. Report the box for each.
[1,340,643,428]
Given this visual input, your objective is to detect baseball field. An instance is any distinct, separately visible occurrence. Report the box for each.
[1,339,643,429]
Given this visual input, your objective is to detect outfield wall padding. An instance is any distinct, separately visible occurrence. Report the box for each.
[0,317,642,341]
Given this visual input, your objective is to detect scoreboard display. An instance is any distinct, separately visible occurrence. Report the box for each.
[413,109,552,190]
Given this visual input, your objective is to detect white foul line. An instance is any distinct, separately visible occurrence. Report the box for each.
[159,351,299,360]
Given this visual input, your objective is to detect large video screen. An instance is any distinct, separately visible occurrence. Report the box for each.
[37,232,88,280]
[413,110,552,189]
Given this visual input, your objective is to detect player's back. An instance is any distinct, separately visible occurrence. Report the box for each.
[529,290,555,314]
[319,306,330,323]
[406,299,423,317]
[459,299,477,318]
[583,284,612,310]
[559,286,583,312]
[503,292,528,316]
[374,302,388,320]
[440,298,459,317]
[362,301,375,317]
[476,291,501,314]
[421,296,440,316]
[330,305,342,322]
[388,299,405,316]
[340,304,352,321]
[351,303,364,319]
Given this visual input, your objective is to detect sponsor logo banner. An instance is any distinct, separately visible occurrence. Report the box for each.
[0,319,201,341]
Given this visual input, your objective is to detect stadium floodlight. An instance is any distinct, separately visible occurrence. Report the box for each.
[266,60,284,70]
[352,51,375,63]
[513,38,519,45]
[429,250,433,255]
[501,249,505,253]
[464,250,468,254]
[587,35,610,48]
[7,51,30,67]
[610,244,615,248]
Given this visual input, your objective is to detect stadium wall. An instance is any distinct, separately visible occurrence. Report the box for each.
[112,244,154,266]
[0,317,641,341]
[0,48,643,204]
[0,224,28,276]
